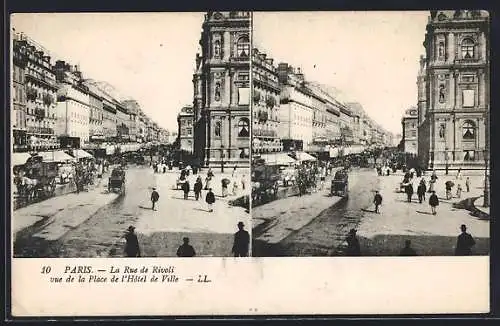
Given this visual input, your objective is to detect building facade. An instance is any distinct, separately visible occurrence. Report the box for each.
[177,106,194,153]
[418,10,490,170]
[86,83,104,143]
[193,11,251,167]
[22,36,59,150]
[122,100,141,143]
[252,48,282,154]
[402,107,418,154]
[277,64,313,151]
[12,36,28,152]
[54,61,90,148]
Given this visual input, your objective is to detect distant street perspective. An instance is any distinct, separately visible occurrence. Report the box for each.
[11,12,252,258]
[251,10,490,256]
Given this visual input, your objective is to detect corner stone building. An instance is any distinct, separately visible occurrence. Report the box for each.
[193,11,251,168]
[418,10,490,170]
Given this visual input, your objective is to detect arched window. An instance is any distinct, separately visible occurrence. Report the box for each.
[236,35,250,58]
[237,118,250,137]
[461,38,475,59]
[215,121,221,137]
[462,121,475,140]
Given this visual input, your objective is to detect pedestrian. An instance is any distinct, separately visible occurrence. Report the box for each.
[232,165,237,178]
[241,174,246,190]
[429,190,439,215]
[194,176,203,201]
[124,226,141,257]
[445,181,453,200]
[151,187,159,211]
[465,177,470,192]
[205,168,214,190]
[456,168,463,180]
[182,180,190,200]
[176,237,196,257]
[232,180,239,196]
[345,229,361,256]
[429,170,438,193]
[221,179,228,197]
[399,239,417,256]
[373,191,382,213]
[205,188,215,212]
[417,180,426,204]
[405,182,414,203]
[232,222,250,257]
[455,224,476,256]
[456,183,462,199]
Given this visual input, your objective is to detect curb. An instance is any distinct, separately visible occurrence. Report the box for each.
[452,196,490,220]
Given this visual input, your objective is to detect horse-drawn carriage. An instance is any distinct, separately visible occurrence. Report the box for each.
[331,169,349,197]
[108,168,126,194]
[251,164,280,206]
[14,154,59,203]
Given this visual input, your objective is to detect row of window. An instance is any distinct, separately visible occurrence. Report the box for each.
[437,37,479,60]
[438,120,478,141]
[213,118,250,137]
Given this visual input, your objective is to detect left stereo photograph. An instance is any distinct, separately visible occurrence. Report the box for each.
[10,12,252,258]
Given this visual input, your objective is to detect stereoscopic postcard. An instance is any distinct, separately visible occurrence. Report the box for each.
[8,10,490,317]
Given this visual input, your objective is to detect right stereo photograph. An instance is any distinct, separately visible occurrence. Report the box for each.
[250,10,490,257]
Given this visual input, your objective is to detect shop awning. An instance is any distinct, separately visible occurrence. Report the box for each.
[71,149,94,159]
[329,148,339,158]
[38,151,76,162]
[259,153,296,165]
[295,151,317,161]
[12,152,32,166]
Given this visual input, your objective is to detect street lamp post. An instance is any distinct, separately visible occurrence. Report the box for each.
[445,147,449,175]
[220,145,225,173]
[483,149,489,208]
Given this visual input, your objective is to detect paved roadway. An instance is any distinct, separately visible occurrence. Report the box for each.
[253,168,489,256]
[13,165,251,258]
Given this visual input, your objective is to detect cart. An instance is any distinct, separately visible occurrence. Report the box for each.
[331,170,349,197]
[108,168,126,194]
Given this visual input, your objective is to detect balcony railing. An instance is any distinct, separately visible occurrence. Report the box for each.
[253,129,277,137]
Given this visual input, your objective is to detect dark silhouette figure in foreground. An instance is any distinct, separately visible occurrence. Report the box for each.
[455,224,476,256]
[124,225,141,257]
[232,222,250,257]
[176,237,196,257]
[399,240,417,256]
[345,228,361,256]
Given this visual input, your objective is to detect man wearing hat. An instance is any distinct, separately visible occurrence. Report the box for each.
[124,226,141,257]
[345,228,361,256]
[176,237,196,257]
[232,222,250,257]
[455,224,476,256]
[151,187,159,211]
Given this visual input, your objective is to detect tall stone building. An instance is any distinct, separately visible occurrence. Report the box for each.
[192,11,251,168]
[401,107,418,154]
[252,48,282,154]
[12,36,28,152]
[418,10,489,170]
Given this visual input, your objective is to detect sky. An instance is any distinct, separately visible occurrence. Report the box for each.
[12,12,205,132]
[253,11,429,135]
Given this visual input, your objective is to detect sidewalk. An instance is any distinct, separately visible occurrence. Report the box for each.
[13,175,119,239]
[355,173,490,255]
[253,172,347,245]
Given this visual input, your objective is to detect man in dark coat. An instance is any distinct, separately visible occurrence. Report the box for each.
[194,176,203,201]
[176,237,196,257]
[405,182,414,203]
[182,180,190,200]
[455,224,476,256]
[373,191,383,213]
[429,190,439,215]
[399,240,417,256]
[232,222,250,257]
[417,180,426,203]
[124,226,141,257]
[151,188,159,211]
[205,188,215,212]
[345,229,361,256]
